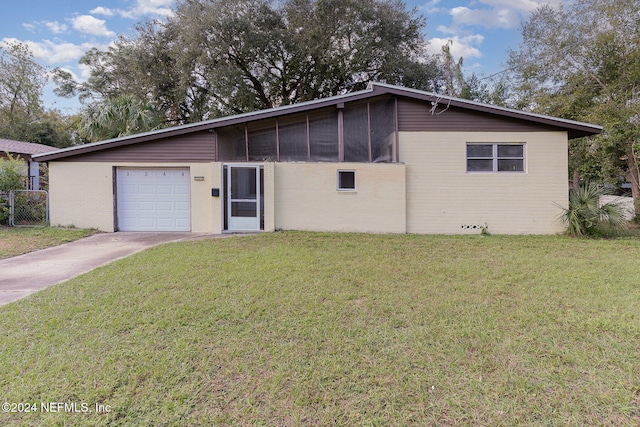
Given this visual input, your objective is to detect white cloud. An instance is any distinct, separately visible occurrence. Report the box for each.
[22,21,70,36]
[417,0,444,14]
[450,6,520,29]
[118,0,175,19]
[1,37,108,65]
[54,66,80,81]
[478,0,561,13]
[71,15,115,37]
[90,7,115,17]
[56,64,93,84]
[447,0,565,30]
[427,35,484,60]
[78,63,94,81]
[44,21,68,34]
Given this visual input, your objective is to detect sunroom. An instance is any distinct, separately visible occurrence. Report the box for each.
[212,96,400,233]
[215,96,397,163]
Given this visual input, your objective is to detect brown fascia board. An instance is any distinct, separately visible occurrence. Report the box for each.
[34,82,602,162]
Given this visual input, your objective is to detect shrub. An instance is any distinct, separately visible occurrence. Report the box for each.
[0,153,27,224]
[0,153,27,192]
[558,183,627,237]
[0,192,8,224]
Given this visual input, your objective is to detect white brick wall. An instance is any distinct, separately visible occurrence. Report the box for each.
[274,162,406,233]
[263,162,276,232]
[50,134,569,236]
[49,162,115,231]
[400,131,569,234]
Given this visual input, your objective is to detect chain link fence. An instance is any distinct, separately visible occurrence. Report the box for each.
[6,190,49,227]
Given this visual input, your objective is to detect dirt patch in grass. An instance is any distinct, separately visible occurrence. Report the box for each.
[0,226,98,259]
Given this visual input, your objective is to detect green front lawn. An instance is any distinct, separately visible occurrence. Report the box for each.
[0,226,98,259]
[1,232,639,425]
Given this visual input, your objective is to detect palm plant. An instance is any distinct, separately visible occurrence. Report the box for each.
[78,94,163,142]
[559,183,627,237]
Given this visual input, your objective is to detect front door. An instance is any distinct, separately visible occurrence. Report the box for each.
[226,165,263,231]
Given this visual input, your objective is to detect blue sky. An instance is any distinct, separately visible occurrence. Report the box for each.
[0,0,563,113]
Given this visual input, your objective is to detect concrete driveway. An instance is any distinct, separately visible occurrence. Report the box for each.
[0,232,218,306]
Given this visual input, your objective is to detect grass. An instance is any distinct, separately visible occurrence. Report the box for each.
[1,231,640,425]
[0,226,98,259]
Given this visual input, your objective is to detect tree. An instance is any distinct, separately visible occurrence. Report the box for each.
[54,0,443,124]
[28,110,77,148]
[506,0,640,216]
[437,40,509,105]
[0,42,78,148]
[439,41,465,97]
[0,153,28,224]
[0,153,27,192]
[0,42,47,140]
[54,23,188,123]
[78,94,164,142]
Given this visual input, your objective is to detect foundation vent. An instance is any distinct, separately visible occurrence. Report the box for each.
[461,224,483,230]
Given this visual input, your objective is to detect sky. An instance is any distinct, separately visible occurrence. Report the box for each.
[0,0,564,114]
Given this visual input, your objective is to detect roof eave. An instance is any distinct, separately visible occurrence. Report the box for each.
[33,82,603,161]
[34,86,387,162]
[369,82,603,139]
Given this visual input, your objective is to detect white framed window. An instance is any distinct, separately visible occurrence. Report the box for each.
[337,170,356,191]
[467,143,525,173]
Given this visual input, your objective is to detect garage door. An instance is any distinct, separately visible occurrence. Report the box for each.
[116,168,190,231]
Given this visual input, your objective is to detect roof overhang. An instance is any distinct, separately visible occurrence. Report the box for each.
[33,82,603,162]
[369,82,603,140]
[1,139,56,157]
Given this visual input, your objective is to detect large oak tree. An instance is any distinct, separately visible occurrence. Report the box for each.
[54,0,444,125]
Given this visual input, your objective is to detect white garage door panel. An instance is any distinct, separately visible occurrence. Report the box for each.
[140,218,155,228]
[175,218,190,228]
[140,201,155,211]
[175,185,190,195]
[157,201,173,211]
[117,168,191,231]
[157,218,174,228]
[175,201,190,210]
[157,185,173,195]
[139,185,154,195]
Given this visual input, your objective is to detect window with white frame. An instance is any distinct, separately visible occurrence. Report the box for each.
[337,170,356,190]
[466,143,525,173]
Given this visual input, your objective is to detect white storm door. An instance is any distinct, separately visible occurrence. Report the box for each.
[227,165,260,231]
[117,168,191,231]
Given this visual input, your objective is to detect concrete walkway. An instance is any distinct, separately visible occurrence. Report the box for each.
[0,232,220,306]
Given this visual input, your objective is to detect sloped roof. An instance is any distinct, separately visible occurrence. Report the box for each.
[1,139,55,156]
[34,82,603,162]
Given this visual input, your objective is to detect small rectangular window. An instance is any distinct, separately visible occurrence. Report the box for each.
[466,143,525,173]
[337,170,356,190]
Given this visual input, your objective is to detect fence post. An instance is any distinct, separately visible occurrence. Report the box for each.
[9,190,15,227]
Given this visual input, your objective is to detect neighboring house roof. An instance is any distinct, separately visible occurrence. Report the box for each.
[0,139,55,157]
[33,82,603,162]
